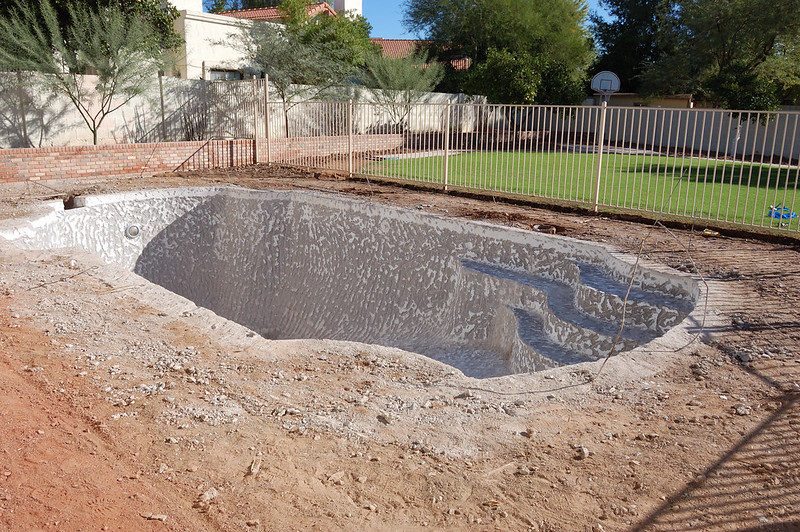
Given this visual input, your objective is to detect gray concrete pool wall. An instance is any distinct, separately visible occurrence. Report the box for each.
[1,187,698,378]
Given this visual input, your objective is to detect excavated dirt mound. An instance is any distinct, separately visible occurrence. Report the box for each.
[1,165,799,531]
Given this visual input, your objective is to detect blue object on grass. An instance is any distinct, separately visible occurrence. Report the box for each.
[768,204,798,220]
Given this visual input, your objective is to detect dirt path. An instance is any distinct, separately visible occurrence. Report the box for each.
[1,166,799,531]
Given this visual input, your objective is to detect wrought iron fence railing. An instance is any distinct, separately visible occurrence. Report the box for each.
[173,79,800,235]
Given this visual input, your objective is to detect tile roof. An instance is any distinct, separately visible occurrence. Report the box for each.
[370,38,424,59]
[220,2,337,22]
[370,38,471,70]
[449,57,471,71]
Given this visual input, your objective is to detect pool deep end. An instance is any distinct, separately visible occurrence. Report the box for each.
[4,188,698,378]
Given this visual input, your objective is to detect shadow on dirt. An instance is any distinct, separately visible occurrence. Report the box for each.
[632,357,800,530]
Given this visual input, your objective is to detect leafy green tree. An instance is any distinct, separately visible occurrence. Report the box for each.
[642,0,800,109]
[210,0,376,68]
[462,48,588,106]
[0,0,168,144]
[304,10,377,69]
[764,35,800,105]
[234,12,363,135]
[231,0,373,114]
[206,0,230,13]
[589,0,673,93]
[242,21,356,99]
[361,49,444,128]
[0,0,181,52]
[276,0,376,68]
[462,48,540,105]
[403,0,593,104]
[276,0,316,23]
[535,61,589,106]
[119,0,181,51]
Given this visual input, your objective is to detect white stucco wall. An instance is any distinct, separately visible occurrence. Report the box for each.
[173,11,257,80]
[170,1,364,80]
[333,0,362,17]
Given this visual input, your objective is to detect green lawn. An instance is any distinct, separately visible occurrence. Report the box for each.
[362,151,800,229]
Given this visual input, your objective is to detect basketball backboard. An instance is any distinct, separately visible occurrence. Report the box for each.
[590,71,621,94]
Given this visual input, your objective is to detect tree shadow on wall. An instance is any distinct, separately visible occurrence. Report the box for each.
[0,71,72,148]
[132,80,271,143]
[130,80,210,143]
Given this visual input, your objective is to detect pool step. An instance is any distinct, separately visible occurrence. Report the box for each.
[460,259,689,371]
[575,262,693,332]
[462,260,662,343]
[577,262,695,314]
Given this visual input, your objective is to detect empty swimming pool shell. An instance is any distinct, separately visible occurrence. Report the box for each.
[0,187,699,379]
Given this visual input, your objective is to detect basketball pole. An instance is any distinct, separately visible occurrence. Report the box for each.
[593,98,608,212]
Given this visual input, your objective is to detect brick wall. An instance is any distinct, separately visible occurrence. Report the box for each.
[0,134,405,184]
[0,142,212,184]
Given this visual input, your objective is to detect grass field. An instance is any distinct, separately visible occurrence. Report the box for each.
[363,151,800,230]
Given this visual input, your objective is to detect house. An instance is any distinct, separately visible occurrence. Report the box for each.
[168,1,467,81]
[369,38,471,70]
[370,38,421,59]
[586,92,694,109]
[169,0,362,80]
[219,2,339,23]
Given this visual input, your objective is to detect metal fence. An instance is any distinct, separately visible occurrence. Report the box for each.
[135,79,266,143]
[176,79,800,235]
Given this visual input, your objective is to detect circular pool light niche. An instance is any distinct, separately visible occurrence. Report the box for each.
[124,224,141,239]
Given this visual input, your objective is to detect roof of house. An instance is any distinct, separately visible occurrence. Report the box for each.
[449,56,471,71]
[220,2,337,22]
[370,38,471,70]
[370,38,423,59]
[218,10,473,71]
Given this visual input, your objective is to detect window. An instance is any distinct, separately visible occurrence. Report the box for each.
[209,69,243,81]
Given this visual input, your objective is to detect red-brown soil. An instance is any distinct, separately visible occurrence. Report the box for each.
[1,166,799,531]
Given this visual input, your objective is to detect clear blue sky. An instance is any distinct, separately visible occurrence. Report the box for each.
[363,0,609,39]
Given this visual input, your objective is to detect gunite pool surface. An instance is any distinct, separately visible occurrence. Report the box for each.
[3,187,698,378]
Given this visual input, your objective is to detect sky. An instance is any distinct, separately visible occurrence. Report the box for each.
[363,0,609,40]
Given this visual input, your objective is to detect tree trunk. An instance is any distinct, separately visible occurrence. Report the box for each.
[16,72,33,148]
[283,100,290,139]
[729,117,742,159]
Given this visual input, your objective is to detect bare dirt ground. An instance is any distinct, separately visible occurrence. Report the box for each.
[1,165,799,531]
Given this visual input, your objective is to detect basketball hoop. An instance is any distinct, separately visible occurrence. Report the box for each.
[591,71,621,103]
